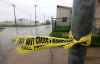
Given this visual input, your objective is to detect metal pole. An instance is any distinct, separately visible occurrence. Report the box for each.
[68,0,96,64]
[34,4,37,25]
[12,4,16,25]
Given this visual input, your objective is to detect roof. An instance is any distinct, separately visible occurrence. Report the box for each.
[57,5,72,9]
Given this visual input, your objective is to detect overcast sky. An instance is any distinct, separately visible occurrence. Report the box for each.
[0,0,73,22]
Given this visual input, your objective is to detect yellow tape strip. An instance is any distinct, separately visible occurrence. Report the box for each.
[14,33,91,54]
[14,36,72,54]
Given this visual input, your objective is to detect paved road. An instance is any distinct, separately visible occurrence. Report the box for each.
[0,25,52,50]
[0,25,52,64]
[0,25,68,64]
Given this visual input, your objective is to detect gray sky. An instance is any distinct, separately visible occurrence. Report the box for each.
[0,0,73,22]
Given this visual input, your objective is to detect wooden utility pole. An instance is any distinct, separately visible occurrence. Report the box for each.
[68,0,96,64]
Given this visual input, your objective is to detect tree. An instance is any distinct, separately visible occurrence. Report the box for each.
[45,20,51,25]
[35,20,39,24]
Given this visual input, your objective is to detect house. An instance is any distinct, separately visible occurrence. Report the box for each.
[52,5,72,32]
[56,5,72,19]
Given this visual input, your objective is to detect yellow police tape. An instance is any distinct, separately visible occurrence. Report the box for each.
[64,32,92,48]
[14,33,92,54]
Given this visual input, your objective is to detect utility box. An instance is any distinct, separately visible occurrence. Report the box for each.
[51,17,70,32]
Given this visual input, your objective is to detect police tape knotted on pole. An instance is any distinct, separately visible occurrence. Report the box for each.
[64,32,92,48]
[14,33,92,54]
